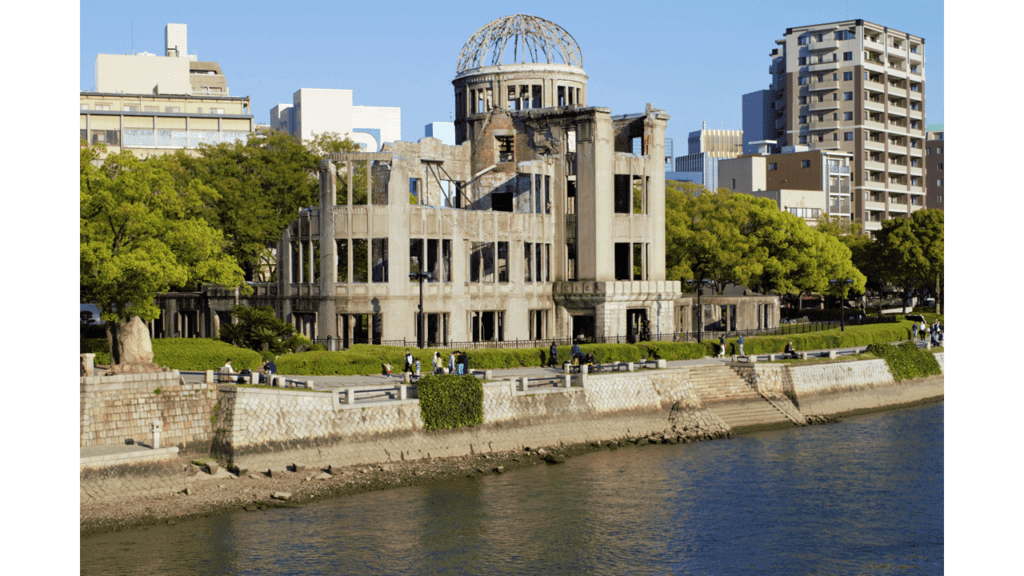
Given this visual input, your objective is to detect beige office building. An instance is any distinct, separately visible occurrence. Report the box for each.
[765,20,927,233]
[80,23,253,158]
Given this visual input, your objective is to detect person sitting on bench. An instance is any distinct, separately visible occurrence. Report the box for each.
[784,341,799,359]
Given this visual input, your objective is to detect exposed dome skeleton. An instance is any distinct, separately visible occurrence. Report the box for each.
[456,14,583,73]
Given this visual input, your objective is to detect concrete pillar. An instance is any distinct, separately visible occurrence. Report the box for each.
[398,384,407,400]
[151,419,163,450]
[564,375,571,388]
[580,364,588,388]
[828,350,837,359]
[205,370,214,384]
[80,353,95,375]
[520,377,529,392]
[344,388,354,405]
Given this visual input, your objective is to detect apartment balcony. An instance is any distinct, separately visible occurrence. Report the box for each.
[773,99,786,111]
[865,200,886,212]
[809,60,840,73]
[809,120,840,131]
[908,47,923,62]
[888,203,909,214]
[910,204,924,213]
[907,66,922,78]
[910,109,923,120]
[888,45,908,60]
[864,119,885,131]
[864,220,883,232]
[887,86,907,99]
[808,80,839,92]
[887,104,907,117]
[808,100,840,112]
[909,166,923,177]
[908,88,923,100]
[863,181,888,193]
[775,117,787,130]
[908,185,924,195]
[864,99,885,113]
[863,159,886,172]
[864,139,885,152]
[807,39,839,51]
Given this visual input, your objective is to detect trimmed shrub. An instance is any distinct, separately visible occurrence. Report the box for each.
[638,341,705,361]
[867,341,942,381]
[80,337,262,371]
[416,374,483,431]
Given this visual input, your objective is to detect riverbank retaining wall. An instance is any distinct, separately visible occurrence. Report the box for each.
[80,371,216,452]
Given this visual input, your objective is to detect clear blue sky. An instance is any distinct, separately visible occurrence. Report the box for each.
[79,0,944,151]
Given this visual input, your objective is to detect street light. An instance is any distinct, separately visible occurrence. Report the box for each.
[409,270,434,348]
[829,278,855,331]
[685,278,714,343]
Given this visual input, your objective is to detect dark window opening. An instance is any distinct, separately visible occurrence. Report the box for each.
[492,191,513,212]
[427,239,438,282]
[614,242,631,280]
[409,239,423,278]
[614,174,631,213]
[441,240,452,282]
[336,239,348,282]
[633,243,643,280]
[571,314,595,342]
[371,238,387,282]
[498,241,508,283]
[567,243,577,281]
[352,239,368,283]
[632,176,644,214]
[496,136,514,163]
[524,242,533,282]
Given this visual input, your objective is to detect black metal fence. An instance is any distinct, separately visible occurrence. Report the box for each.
[308,315,897,351]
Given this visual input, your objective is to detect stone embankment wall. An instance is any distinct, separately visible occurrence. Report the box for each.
[213,370,713,472]
[740,353,944,417]
[80,371,215,452]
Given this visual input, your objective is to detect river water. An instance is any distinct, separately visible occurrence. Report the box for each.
[81,402,943,575]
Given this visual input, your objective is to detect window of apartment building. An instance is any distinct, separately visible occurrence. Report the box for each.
[768,162,778,170]
[937,180,942,187]
[844,92,853,101]
[937,147,942,154]
[817,94,824,102]
[926,147,931,155]
[81,103,90,110]
[95,104,111,110]
[211,108,225,115]
[799,135,808,144]
[844,51,853,61]
[816,74,824,82]
[798,36,808,45]
[798,56,807,65]
[817,134,824,142]
[910,65,919,74]
[798,76,808,86]
[910,120,920,130]
[124,105,140,112]
[844,112,853,121]
[833,93,839,101]
[165,106,181,113]
[833,133,839,141]
[731,179,736,190]
[910,102,920,111]
[910,158,920,168]
[144,106,159,112]
[799,115,808,125]
[799,96,807,104]
[801,160,811,168]
[844,132,854,141]
[910,83,920,92]
[832,73,838,81]
[938,163,943,171]
[816,33,823,42]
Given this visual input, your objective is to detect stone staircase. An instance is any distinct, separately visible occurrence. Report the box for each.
[688,365,794,432]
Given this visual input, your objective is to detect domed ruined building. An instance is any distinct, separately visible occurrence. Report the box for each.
[152,15,779,346]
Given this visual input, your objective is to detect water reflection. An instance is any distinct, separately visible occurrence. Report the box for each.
[82,403,942,575]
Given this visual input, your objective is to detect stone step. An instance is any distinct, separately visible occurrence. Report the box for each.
[709,399,791,429]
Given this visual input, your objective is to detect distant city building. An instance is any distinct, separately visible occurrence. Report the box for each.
[81,23,253,158]
[755,20,927,233]
[671,124,743,191]
[719,144,854,225]
[925,124,943,210]
[424,122,455,145]
[742,90,778,154]
[270,88,401,152]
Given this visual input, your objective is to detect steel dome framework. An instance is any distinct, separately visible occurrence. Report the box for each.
[456,14,583,74]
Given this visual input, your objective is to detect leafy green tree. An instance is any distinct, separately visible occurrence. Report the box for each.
[80,145,245,365]
[173,130,320,282]
[875,209,944,313]
[664,182,764,292]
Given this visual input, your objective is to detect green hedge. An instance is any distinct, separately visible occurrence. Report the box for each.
[638,341,706,361]
[80,338,262,370]
[867,341,942,381]
[416,374,483,431]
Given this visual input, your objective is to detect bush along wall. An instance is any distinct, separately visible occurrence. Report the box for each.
[81,337,262,370]
[416,374,484,431]
[866,341,942,381]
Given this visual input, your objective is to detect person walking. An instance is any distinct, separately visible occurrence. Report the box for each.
[919,321,927,342]
[448,351,457,374]
[718,335,726,359]
[432,351,442,374]
[738,335,745,356]
[550,343,559,367]
[403,349,414,374]
[912,323,918,341]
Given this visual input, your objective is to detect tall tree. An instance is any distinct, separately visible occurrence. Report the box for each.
[80,145,245,364]
[173,130,320,281]
[875,209,944,313]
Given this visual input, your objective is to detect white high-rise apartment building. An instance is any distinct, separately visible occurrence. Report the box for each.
[764,20,927,233]
[270,88,400,152]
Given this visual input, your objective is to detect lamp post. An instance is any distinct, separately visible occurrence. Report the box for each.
[829,278,855,331]
[409,271,434,348]
[686,278,713,343]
